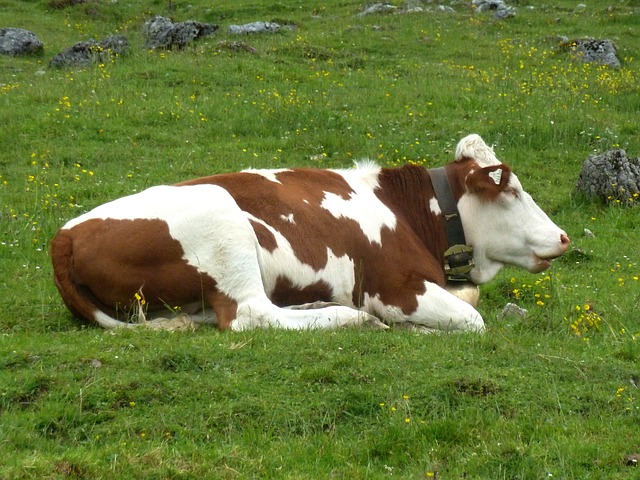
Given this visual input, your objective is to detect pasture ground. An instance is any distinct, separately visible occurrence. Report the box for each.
[1,0,639,478]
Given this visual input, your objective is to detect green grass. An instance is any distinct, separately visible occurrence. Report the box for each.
[1,0,640,478]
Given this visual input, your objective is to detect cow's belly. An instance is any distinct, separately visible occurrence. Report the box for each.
[257,244,357,308]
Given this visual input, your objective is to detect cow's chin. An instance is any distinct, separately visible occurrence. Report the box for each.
[471,255,553,283]
[469,262,504,285]
[527,257,552,274]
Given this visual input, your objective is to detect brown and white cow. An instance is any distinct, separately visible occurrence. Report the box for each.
[50,134,569,332]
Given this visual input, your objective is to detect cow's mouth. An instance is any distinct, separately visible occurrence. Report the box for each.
[533,258,552,272]
[531,253,563,273]
[531,235,570,273]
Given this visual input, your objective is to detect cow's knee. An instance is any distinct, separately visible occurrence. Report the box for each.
[462,310,485,332]
[383,281,486,332]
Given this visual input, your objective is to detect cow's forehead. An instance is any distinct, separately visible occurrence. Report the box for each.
[455,134,501,167]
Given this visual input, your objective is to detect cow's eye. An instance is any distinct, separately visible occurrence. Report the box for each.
[504,188,519,199]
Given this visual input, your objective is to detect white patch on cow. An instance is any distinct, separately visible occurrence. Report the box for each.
[345,160,382,190]
[280,213,295,224]
[320,166,396,245]
[248,215,356,305]
[351,158,380,174]
[429,197,441,215]
[242,168,292,184]
[488,168,502,185]
[363,282,484,332]
[62,185,198,228]
[454,134,500,167]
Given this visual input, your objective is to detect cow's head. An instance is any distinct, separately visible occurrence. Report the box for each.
[452,134,570,284]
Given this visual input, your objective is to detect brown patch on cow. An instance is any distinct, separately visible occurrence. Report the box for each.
[65,218,217,318]
[351,224,442,315]
[339,164,447,315]
[454,157,512,201]
[270,276,333,307]
[207,290,238,330]
[250,219,277,252]
[376,164,449,263]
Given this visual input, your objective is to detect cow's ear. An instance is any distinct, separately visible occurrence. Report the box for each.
[466,165,511,199]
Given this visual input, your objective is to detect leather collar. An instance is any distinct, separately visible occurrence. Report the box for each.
[429,167,475,282]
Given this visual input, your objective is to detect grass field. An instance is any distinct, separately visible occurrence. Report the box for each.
[1,0,639,478]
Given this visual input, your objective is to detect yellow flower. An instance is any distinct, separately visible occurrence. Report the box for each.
[134,292,146,305]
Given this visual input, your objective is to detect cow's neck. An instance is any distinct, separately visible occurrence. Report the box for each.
[428,166,474,282]
[377,165,448,274]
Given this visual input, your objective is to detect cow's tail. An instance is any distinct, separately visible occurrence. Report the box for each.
[50,230,133,329]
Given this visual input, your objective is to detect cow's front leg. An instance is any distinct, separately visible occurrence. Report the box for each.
[445,282,480,307]
[369,281,485,332]
[231,301,387,330]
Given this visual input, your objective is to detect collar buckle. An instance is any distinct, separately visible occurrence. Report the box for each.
[444,244,475,281]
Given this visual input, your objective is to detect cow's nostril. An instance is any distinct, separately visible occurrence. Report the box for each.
[560,233,570,247]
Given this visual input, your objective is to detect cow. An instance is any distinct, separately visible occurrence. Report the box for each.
[50,134,570,333]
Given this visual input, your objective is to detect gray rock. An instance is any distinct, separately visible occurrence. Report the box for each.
[565,38,621,69]
[498,303,528,320]
[49,35,129,68]
[358,3,398,16]
[99,35,130,56]
[576,149,640,204]
[143,15,218,49]
[0,28,44,56]
[433,5,455,13]
[228,21,281,34]
[472,0,516,19]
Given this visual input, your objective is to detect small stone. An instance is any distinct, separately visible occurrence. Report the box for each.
[357,3,398,17]
[625,453,640,466]
[228,21,281,35]
[498,303,528,320]
[90,359,103,368]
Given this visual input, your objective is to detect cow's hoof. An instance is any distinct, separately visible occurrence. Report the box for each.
[362,313,389,330]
